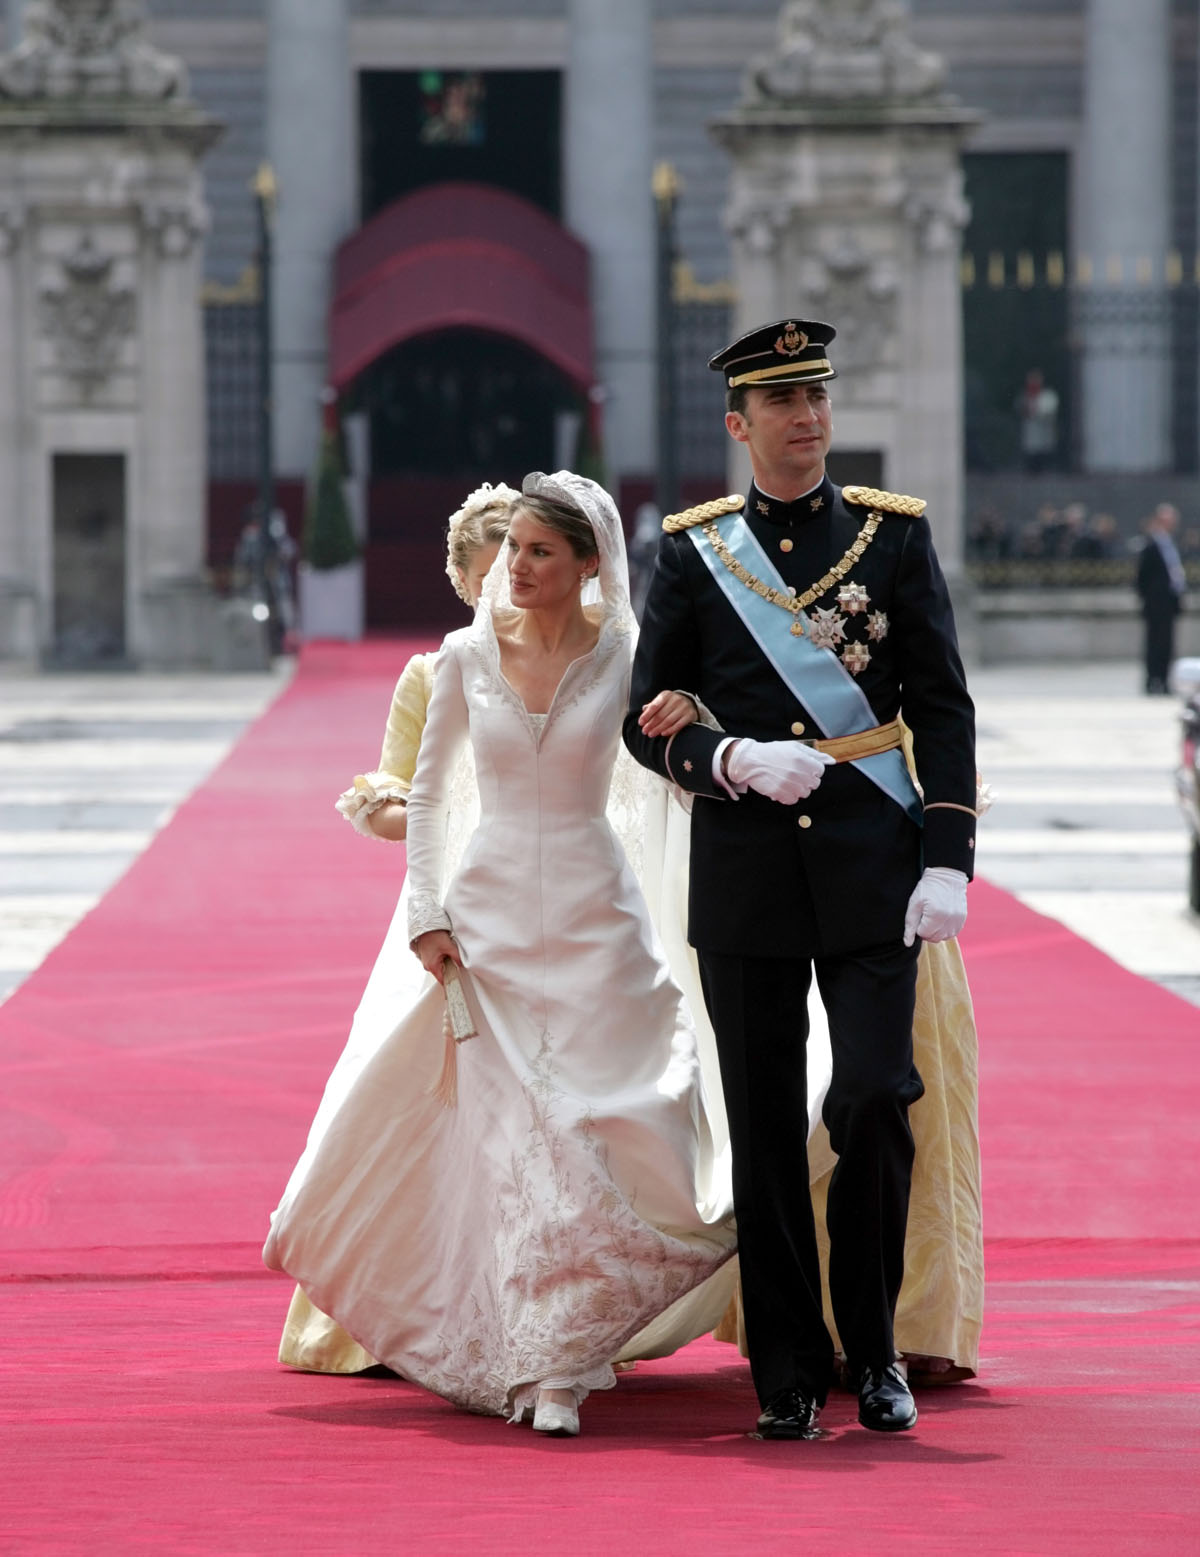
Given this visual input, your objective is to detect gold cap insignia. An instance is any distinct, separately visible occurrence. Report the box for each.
[774,322,809,358]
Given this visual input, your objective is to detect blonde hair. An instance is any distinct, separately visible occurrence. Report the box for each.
[445,482,519,603]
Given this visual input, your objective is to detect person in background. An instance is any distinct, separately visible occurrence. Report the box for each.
[1015,368,1060,474]
[1136,502,1187,695]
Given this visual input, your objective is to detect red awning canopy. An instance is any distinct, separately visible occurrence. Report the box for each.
[328,183,594,392]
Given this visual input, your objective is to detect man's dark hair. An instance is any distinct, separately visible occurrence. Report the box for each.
[725,383,750,417]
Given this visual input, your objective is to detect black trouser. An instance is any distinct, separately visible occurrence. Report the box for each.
[698,940,923,1407]
[1144,610,1177,691]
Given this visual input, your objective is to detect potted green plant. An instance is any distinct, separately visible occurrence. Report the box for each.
[297,422,364,641]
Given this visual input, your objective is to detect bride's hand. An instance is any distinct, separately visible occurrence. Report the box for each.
[412,929,461,981]
[638,690,697,739]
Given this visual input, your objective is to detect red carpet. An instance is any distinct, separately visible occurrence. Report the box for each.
[2,641,1198,1554]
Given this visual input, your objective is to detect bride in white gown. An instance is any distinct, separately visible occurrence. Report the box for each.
[263,471,740,1433]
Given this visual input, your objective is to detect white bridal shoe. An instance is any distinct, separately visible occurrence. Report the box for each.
[532,1387,580,1437]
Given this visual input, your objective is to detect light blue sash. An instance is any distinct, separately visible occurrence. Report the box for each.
[689,513,923,825]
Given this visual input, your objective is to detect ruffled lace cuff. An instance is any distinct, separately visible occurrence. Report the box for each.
[407,888,453,944]
[675,690,723,732]
[335,771,410,841]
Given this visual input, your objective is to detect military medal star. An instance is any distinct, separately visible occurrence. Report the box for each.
[807,607,847,651]
[866,610,890,642]
[841,642,871,676]
[837,581,870,615]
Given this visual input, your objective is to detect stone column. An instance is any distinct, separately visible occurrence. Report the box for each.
[0,194,36,656]
[138,189,209,590]
[5,3,25,49]
[265,0,353,480]
[565,0,656,486]
[0,2,222,666]
[711,1,977,587]
[1077,0,1172,471]
[0,0,26,651]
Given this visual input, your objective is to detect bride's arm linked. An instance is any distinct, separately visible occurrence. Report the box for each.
[404,643,471,983]
[623,544,730,793]
[634,688,700,739]
[625,546,829,804]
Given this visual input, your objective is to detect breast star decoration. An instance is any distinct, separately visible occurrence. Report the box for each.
[841,641,872,676]
[837,581,870,615]
[807,606,847,651]
[866,610,890,642]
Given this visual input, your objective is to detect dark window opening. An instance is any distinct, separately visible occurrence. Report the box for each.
[962,152,1071,472]
[359,69,562,221]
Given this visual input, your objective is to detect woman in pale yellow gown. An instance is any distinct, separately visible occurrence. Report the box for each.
[277,494,983,1385]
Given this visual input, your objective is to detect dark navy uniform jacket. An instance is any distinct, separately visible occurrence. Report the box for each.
[623,476,977,959]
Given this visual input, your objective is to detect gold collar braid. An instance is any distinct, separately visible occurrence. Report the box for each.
[702,510,882,630]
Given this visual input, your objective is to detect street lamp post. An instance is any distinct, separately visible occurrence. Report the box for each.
[653,160,681,519]
[252,162,277,618]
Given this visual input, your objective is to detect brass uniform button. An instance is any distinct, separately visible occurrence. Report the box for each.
[797,815,812,829]
[790,720,805,736]
[780,538,794,553]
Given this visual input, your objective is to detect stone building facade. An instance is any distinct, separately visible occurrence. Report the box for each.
[3,0,1198,648]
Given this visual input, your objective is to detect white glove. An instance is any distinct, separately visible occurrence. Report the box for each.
[725,739,835,804]
[903,867,969,947]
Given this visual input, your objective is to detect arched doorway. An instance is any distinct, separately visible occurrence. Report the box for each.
[328,183,595,630]
[359,329,584,628]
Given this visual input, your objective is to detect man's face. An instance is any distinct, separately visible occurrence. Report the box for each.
[1156,504,1179,533]
[725,382,833,485]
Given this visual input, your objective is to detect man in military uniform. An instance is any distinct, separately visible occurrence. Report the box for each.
[624,319,976,1438]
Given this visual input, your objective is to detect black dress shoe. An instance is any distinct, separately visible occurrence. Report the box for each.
[755,1388,821,1440]
[856,1363,918,1432]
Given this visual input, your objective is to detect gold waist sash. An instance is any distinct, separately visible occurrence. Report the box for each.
[806,718,902,764]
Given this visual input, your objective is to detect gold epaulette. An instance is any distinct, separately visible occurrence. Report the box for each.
[662,494,745,533]
[842,485,926,518]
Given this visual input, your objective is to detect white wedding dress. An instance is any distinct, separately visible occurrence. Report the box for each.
[263,473,740,1420]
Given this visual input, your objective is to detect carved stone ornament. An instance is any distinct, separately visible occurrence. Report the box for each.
[904,181,971,255]
[0,1,188,101]
[745,0,947,106]
[792,232,898,372]
[40,232,135,396]
[140,191,208,258]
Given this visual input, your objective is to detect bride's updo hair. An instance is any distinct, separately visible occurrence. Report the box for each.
[446,483,517,604]
[511,490,600,569]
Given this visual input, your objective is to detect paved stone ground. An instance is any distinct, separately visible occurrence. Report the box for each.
[972,660,1199,1009]
[0,664,290,1004]
[1,656,1196,1008]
